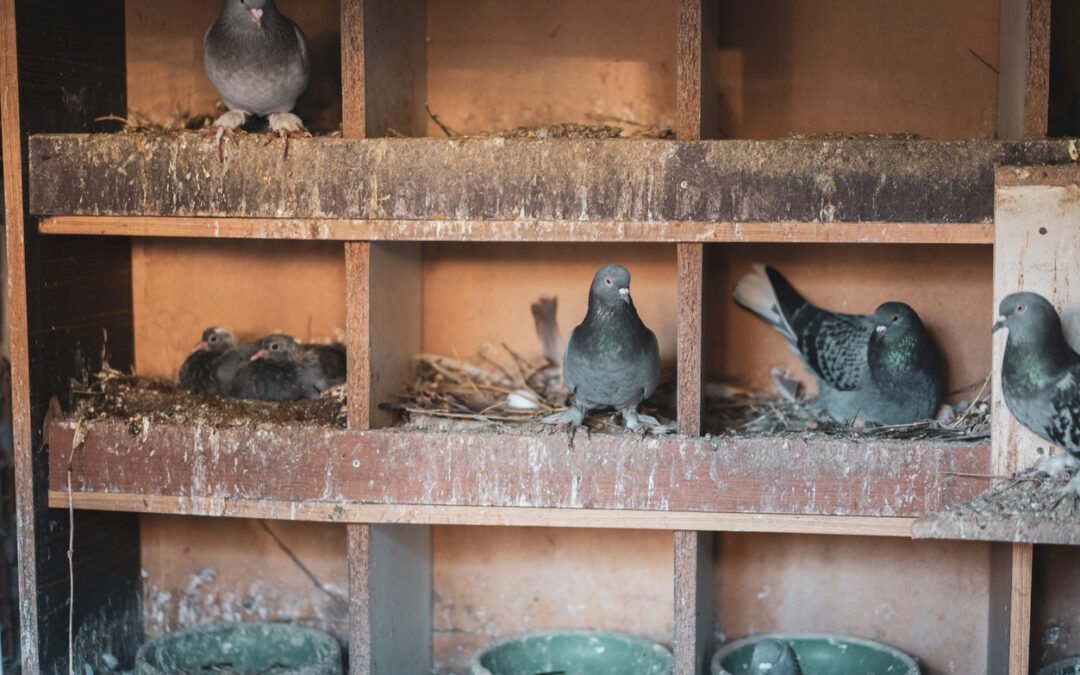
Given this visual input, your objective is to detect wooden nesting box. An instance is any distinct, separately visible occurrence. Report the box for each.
[3,0,1080,673]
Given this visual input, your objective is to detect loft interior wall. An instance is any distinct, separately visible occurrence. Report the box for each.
[711,0,1000,138]
[425,0,678,136]
[704,244,994,399]
[431,526,674,674]
[1031,545,1080,668]
[717,534,992,675]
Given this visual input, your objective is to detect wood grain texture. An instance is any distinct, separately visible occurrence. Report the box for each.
[673,531,714,675]
[987,542,1033,675]
[676,0,718,141]
[48,420,987,519]
[676,244,703,435]
[992,164,1080,477]
[39,215,996,244]
[999,0,1052,139]
[1024,0,1051,138]
[353,0,426,138]
[29,135,1080,223]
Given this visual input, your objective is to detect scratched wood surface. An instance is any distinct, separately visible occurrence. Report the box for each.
[28,136,1080,224]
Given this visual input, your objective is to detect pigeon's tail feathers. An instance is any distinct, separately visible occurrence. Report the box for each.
[734,264,799,345]
[531,296,565,366]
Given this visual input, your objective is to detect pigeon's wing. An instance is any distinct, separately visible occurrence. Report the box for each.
[292,21,310,76]
[642,327,661,400]
[1047,367,1080,455]
[796,312,873,392]
[562,326,582,395]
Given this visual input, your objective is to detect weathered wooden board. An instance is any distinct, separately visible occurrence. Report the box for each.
[49,421,987,519]
[913,510,1080,546]
[28,135,1080,223]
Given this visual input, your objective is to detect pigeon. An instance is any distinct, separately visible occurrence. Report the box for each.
[230,334,344,401]
[203,0,311,157]
[179,327,239,394]
[734,264,942,425]
[541,264,665,434]
[749,638,803,675]
[302,342,347,392]
[994,292,1080,502]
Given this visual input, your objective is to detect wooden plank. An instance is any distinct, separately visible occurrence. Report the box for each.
[48,420,988,519]
[676,244,703,435]
[987,542,1033,675]
[50,492,916,537]
[913,511,1080,545]
[993,165,1080,477]
[39,215,997,244]
[348,524,432,675]
[998,0,1051,139]
[28,135,1080,224]
[676,0,719,140]
[673,531,714,675]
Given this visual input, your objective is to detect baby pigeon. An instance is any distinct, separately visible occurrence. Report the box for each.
[180,327,238,394]
[995,292,1080,502]
[749,638,803,675]
[302,342,347,392]
[541,264,665,434]
[203,0,311,157]
[734,264,942,425]
[231,334,318,401]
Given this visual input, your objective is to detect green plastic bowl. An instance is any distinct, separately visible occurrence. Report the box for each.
[711,633,919,675]
[135,621,342,674]
[1038,657,1080,675]
[470,629,673,675]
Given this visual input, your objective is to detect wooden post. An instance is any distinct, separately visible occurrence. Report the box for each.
[673,531,715,675]
[998,0,1051,139]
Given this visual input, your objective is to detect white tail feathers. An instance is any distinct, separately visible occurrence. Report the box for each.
[734,264,797,344]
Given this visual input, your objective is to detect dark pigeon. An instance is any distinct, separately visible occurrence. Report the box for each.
[203,0,311,156]
[302,342,347,392]
[749,638,803,675]
[179,327,239,395]
[230,334,318,401]
[995,292,1080,502]
[541,264,666,434]
[734,264,942,425]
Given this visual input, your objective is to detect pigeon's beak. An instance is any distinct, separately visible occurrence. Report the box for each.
[249,8,263,27]
[874,325,887,336]
[618,287,630,304]
[188,341,210,356]
[251,348,270,361]
[993,316,1007,333]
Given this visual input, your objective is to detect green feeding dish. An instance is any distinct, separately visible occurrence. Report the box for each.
[711,633,919,675]
[1038,657,1080,675]
[135,621,342,675]
[470,629,673,675]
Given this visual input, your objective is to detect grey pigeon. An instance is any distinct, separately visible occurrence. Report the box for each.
[995,292,1080,502]
[749,638,803,675]
[734,264,942,425]
[302,342,347,392]
[230,334,344,401]
[541,264,665,434]
[179,327,239,395]
[203,0,311,157]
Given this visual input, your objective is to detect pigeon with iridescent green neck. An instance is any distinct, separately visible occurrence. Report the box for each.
[995,292,1080,502]
[734,264,942,425]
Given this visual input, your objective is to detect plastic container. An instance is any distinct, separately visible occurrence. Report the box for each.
[1038,657,1080,675]
[711,633,919,675]
[470,629,673,675]
[135,621,342,675]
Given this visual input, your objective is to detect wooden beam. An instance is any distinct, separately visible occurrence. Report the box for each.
[28,135,1080,224]
[676,0,719,140]
[998,0,1051,139]
[676,244,703,435]
[988,542,1033,675]
[673,531,715,675]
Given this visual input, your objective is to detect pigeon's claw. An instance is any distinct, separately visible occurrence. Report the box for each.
[1050,471,1080,510]
[1020,451,1080,479]
[541,407,589,449]
[267,112,310,157]
[621,408,674,436]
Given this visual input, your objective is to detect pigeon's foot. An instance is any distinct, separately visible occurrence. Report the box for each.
[540,408,589,448]
[1050,471,1080,510]
[266,112,311,158]
[621,408,675,436]
[201,110,247,160]
[1020,451,1080,478]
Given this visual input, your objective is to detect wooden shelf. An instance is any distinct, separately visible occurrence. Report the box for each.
[28,135,1080,242]
[914,504,1080,546]
[49,419,987,533]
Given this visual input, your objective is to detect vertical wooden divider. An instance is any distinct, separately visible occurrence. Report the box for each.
[997,0,1051,139]
[673,2,717,673]
[343,1,431,673]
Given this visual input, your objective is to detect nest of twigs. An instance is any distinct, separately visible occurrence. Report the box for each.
[70,369,348,434]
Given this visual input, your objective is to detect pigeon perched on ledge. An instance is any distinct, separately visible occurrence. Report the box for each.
[995,292,1080,504]
[541,264,666,434]
[734,264,942,425]
[203,0,311,157]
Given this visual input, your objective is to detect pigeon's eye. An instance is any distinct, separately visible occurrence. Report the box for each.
[209,335,218,343]
[891,315,899,323]
[1017,304,1026,313]
[271,343,281,351]
[604,278,612,286]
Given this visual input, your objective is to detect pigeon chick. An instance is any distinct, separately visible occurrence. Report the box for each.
[734,264,942,425]
[302,342,347,392]
[179,327,238,394]
[995,292,1080,503]
[230,334,343,401]
[203,0,311,157]
[541,264,665,434]
[749,638,803,675]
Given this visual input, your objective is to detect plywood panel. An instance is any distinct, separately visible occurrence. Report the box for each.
[140,516,348,643]
[716,534,991,675]
[422,243,678,365]
[712,0,999,139]
[125,0,341,131]
[132,239,345,378]
[704,244,993,399]
[432,526,675,674]
[426,0,677,136]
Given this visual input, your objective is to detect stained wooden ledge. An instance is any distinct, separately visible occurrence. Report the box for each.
[28,135,1080,238]
[48,420,988,534]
